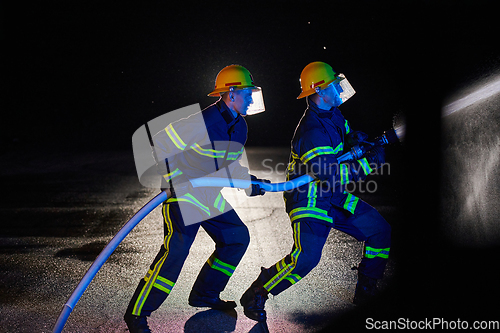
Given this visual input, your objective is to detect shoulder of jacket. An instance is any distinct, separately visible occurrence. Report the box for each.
[203,103,226,128]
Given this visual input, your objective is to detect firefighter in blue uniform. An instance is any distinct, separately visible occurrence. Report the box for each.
[240,61,391,321]
[124,65,268,333]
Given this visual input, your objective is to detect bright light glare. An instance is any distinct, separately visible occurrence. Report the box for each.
[442,76,500,117]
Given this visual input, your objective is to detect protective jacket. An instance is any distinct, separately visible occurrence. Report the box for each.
[153,100,250,220]
[284,99,377,225]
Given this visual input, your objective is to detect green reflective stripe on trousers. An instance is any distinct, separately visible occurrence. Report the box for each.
[358,157,373,176]
[264,222,302,292]
[153,275,175,294]
[289,207,333,223]
[285,273,302,285]
[167,193,211,216]
[340,164,349,185]
[365,246,390,259]
[343,192,359,214]
[207,254,236,277]
[165,123,187,150]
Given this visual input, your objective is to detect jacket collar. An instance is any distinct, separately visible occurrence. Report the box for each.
[306,98,340,119]
[217,100,240,125]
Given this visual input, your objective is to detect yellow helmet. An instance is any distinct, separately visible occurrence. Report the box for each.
[208,65,257,97]
[297,61,344,99]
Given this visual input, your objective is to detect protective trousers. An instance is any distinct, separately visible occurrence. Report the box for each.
[126,201,250,316]
[258,199,390,296]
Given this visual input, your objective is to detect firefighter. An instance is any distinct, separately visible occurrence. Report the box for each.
[124,65,269,333]
[240,61,391,322]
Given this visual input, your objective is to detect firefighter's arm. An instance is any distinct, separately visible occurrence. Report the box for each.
[297,130,379,186]
[225,154,270,196]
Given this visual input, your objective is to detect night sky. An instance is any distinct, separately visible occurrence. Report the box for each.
[5,1,498,151]
[3,0,500,324]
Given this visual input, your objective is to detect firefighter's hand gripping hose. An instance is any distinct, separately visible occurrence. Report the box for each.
[51,175,313,332]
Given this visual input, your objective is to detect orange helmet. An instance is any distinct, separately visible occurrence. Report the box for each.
[297,61,344,99]
[208,65,257,97]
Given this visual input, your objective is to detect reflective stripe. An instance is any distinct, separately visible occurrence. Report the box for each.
[285,273,302,285]
[264,222,302,292]
[343,192,359,214]
[358,157,373,176]
[190,143,225,158]
[227,147,244,160]
[153,275,175,294]
[207,254,236,277]
[289,207,333,224]
[340,164,349,185]
[307,180,319,207]
[132,204,174,316]
[345,120,351,134]
[300,143,343,163]
[165,124,187,150]
[167,193,211,216]
[214,193,226,212]
[163,168,183,182]
[287,151,299,173]
[365,246,390,259]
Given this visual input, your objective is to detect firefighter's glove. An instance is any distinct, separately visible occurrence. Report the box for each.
[245,175,271,197]
[364,146,385,168]
[346,131,369,147]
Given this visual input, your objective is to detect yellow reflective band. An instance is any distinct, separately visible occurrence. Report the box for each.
[340,164,349,185]
[264,223,302,292]
[365,246,390,259]
[358,157,373,176]
[167,193,211,216]
[307,180,319,207]
[289,207,333,224]
[345,120,351,134]
[190,143,226,158]
[163,168,183,182]
[214,193,226,212]
[343,192,359,214]
[285,273,302,285]
[227,147,244,160]
[153,275,175,294]
[132,204,174,316]
[207,254,236,277]
[165,124,187,150]
[300,143,343,163]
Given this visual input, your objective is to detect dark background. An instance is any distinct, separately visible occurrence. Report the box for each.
[3,0,500,330]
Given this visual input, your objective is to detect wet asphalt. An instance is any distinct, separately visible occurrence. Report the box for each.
[1,142,498,332]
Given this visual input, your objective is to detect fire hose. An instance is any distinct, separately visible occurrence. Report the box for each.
[52,119,404,332]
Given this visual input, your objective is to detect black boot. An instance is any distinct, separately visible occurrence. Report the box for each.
[124,313,152,333]
[240,277,269,322]
[188,290,237,310]
[353,273,378,305]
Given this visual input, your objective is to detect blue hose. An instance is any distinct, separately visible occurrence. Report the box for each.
[52,174,315,332]
[52,191,168,333]
[189,174,315,192]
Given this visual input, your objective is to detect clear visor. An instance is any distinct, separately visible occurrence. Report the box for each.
[246,87,266,115]
[336,73,356,104]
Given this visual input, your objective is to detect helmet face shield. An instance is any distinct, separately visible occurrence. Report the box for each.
[336,73,356,104]
[246,87,266,115]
